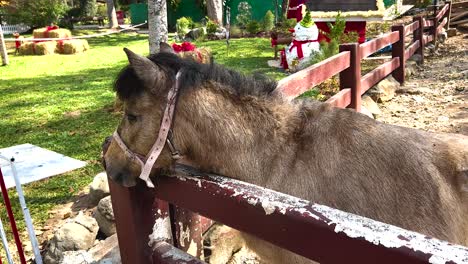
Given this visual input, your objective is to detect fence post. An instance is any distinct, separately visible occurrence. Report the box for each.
[413,16,425,65]
[391,24,405,84]
[339,43,361,112]
[445,1,452,30]
[433,13,439,49]
[173,207,205,259]
[0,25,9,66]
[109,179,173,264]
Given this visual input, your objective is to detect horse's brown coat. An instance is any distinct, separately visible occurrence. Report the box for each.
[104,48,468,263]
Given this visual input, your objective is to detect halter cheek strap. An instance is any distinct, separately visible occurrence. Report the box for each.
[113,71,182,188]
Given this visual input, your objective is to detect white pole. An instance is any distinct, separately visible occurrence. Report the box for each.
[0,216,14,264]
[0,24,9,66]
[0,156,43,264]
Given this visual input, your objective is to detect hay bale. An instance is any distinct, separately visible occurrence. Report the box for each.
[33,28,71,39]
[178,47,212,64]
[47,29,72,39]
[58,39,89,54]
[18,42,35,55]
[33,28,46,38]
[35,41,57,55]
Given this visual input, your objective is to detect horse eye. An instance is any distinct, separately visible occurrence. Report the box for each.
[126,113,138,122]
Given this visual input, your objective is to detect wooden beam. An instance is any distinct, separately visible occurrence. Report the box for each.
[325,88,352,109]
[275,51,350,100]
[359,31,399,59]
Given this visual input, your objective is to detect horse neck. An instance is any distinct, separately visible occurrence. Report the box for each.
[174,86,298,184]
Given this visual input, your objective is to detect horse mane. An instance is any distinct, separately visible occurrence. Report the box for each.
[114,52,278,100]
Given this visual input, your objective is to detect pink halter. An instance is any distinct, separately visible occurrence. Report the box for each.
[112,72,182,188]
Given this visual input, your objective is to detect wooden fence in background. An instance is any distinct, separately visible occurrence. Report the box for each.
[107,2,466,264]
[277,1,452,111]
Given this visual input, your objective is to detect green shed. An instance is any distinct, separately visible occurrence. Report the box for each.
[130,3,148,25]
[129,1,282,29]
[227,0,282,25]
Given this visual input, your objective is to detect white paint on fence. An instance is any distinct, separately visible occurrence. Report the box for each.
[313,204,468,264]
[0,143,86,189]
[149,216,172,245]
[1,24,30,35]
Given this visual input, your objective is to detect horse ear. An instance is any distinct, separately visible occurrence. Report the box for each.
[159,42,175,54]
[123,48,159,88]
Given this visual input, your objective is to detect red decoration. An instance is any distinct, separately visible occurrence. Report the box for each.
[13,33,21,49]
[172,42,196,53]
[280,49,288,69]
[46,25,59,31]
[289,39,318,59]
[271,38,278,47]
[287,0,307,21]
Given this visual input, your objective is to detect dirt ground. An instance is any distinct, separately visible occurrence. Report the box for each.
[376,31,468,135]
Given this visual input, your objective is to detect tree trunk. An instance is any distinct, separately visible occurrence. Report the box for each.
[148,0,168,54]
[107,0,118,28]
[206,0,223,24]
[0,25,9,66]
[282,0,289,19]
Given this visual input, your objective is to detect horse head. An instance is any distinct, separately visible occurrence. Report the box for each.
[103,44,182,187]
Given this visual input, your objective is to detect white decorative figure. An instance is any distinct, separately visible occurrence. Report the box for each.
[283,11,321,71]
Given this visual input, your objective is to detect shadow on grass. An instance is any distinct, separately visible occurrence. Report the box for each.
[86,33,148,49]
[0,66,124,162]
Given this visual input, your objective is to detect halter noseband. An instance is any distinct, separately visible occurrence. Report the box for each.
[112,72,182,188]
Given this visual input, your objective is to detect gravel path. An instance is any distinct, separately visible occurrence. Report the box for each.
[376,31,467,135]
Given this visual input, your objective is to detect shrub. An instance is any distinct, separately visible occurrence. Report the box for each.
[304,12,358,66]
[79,0,97,17]
[206,18,218,34]
[66,7,81,18]
[230,25,242,37]
[6,0,67,28]
[246,20,260,35]
[236,1,252,27]
[176,17,191,36]
[96,3,107,17]
[262,10,275,32]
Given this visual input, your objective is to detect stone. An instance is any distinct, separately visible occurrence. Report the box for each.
[446,28,457,38]
[405,60,418,77]
[412,95,425,103]
[362,96,382,118]
[366,75,400,102]
[44,212,99,264]
[185,27,205,40]
[89,172,110,206]
[89,234,120,263]
[204,224,245,264]
[438,116,449,122]
[408,54,423,64]
[396,87,432,95]
[60,250,93,264]
[93,196,116,237]
[267,60,281,68]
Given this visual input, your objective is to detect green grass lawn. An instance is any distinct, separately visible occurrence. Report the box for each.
[0,31,286,247]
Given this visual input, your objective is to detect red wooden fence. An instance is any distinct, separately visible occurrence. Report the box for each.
[108,2,462,264]
[277,1,451,111]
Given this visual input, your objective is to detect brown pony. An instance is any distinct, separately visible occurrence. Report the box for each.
[103,45,468,263]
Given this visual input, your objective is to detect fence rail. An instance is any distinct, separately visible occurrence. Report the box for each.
[108,1,459,263]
